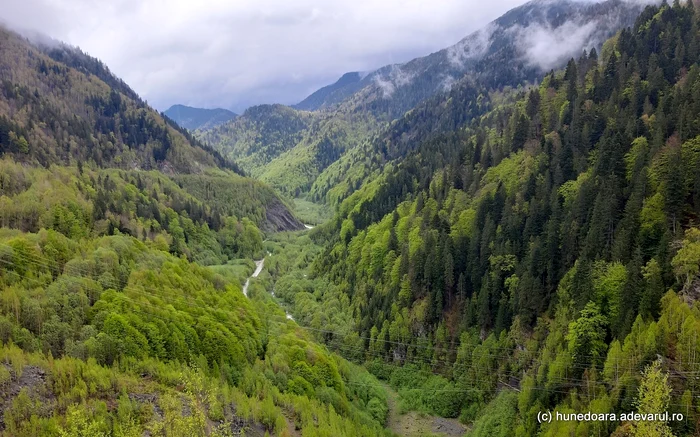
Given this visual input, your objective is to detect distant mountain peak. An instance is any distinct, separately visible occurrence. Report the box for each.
[338,72,362,82]
[294,71,364,111]
[164,105,237,131]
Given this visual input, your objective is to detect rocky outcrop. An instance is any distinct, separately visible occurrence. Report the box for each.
[263,200,304,232]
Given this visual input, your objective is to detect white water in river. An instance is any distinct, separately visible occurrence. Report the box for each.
[304,224,314,229]
[242,259,264,297]
[242,257,294,321]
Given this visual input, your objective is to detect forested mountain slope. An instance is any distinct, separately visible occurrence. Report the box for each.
[305,0,649,205]
[201,0,644,202]
[309,80,486,205]
[274,2,700,435]
[0,26,302,233]
[196,104,315,175]
[0,231,392,436]
[295,0,646,118]
[201,0,644,204]
[163,104,237,131]
[293,72,364,111]
[0,27,235,174]
[198,101,382,197]
[0,24,392,437]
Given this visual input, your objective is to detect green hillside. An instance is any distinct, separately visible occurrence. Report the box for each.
[0,24,392,437]
[0,231,391,436]
[204,0,643,207]
[196,104,315,176]
[0,28,236,175]
[198,102,381,197]
[257,107,381,197]
[0,26,302,235]
[268,3,700,436]
[8,1,700,436]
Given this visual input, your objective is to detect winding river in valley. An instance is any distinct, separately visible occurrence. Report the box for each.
[242,256,294,320]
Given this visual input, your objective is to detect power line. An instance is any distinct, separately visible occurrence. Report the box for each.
[3,244,700,408]
[0,265,690,407]
[0,251,664,375]
[2,244,699,372]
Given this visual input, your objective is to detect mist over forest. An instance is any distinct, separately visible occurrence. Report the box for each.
[3,1,700,436]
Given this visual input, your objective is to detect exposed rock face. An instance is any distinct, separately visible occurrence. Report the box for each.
[263,200,304,232]
[0,366,55,431]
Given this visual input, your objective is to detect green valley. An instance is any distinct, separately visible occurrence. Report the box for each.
[197,102,382,198]
[0,23,392,437]
[236,2,700,437]
[5,0,700,436]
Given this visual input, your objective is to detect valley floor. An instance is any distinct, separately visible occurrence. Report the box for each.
[383,383,467,437]
[251,227,472,437]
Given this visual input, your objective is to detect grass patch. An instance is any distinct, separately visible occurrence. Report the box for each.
[293,197,333,225]
[207,259,256,286]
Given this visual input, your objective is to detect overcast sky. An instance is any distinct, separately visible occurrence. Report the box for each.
[2,0,529,112]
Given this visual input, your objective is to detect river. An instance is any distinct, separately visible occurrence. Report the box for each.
[242,258,264,296]
[242,257,294,320]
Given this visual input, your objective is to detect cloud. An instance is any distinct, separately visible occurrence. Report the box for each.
[446,22,496,68]
[515,19,600,70]
[374,76,397,98]
[375,67,468,98]
[439,75,458,92]
[0,0,525,112]
[372,64,416,97]
[513,0,657,71]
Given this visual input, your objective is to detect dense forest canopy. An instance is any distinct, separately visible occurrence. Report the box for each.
[197,101,383,198]
[0,22,392,437]
[198,0,644,207]
[0,230,392,436]
[264,2,700,436]
[0,28,239,175]
[6,0,700,436]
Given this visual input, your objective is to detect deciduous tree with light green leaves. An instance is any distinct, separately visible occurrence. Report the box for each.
[631,359,675,437]
[672,228,700,290]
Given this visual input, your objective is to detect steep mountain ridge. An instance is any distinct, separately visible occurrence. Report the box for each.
[282,2,700,435]
[0,27,238,175]
[296,0,648,117]
[306,0,653,205]
[198,100,382,196]
[197,104,315,175]
[202,0,649,203]
[0,25,303,233]
[293,72,364,111]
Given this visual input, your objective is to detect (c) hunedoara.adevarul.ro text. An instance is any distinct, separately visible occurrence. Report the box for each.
[537,410,685,424]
